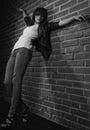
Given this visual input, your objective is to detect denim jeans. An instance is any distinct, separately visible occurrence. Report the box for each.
[4,47,32,117]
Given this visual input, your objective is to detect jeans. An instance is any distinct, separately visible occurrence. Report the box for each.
[4,47,32,117]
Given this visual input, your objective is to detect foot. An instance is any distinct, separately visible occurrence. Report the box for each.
[22,106,30,123]
[0,116,14,128]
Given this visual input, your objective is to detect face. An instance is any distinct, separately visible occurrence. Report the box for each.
[35,15,44,24]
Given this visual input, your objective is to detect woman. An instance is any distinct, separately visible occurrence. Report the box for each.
[0,7,85,129]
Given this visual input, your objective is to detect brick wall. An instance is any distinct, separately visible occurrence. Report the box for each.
[0,0,90,129]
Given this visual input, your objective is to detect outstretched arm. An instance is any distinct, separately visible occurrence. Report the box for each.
[48,15,85,31]
[58,15,85,28]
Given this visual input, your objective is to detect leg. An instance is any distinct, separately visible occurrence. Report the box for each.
[8,48,32,117]
[0,52,16,128]
[0,48,32,128]
[4,52,15,102]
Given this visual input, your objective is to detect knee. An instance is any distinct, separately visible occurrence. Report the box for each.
[12,77,21,86]
[12,73,22,85]
[4,79,12,87]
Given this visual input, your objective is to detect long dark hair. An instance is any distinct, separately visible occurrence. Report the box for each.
[32,7,48,24]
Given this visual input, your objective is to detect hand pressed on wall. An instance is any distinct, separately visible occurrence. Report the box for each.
[75,15,86,22]
[81,14,90,23]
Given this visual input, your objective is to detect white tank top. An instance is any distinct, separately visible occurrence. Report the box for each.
[12,24,39,51]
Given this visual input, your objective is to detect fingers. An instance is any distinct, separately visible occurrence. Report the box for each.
[74,15,82,22]
[18,8,24,12]
[75,15,86,22]
[79,15,86,21]
[74,14,90,23]
[83,14,90,22]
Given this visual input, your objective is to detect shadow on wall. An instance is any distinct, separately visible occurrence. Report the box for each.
[21,22,89,129]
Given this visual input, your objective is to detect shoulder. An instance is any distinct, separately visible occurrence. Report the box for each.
[46,21,59,31]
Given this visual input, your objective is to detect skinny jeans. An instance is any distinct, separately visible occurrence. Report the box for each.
[4,47,32,117]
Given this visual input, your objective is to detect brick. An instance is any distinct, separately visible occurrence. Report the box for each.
[64,53,74,60]
[55,0,69,7]
[84,74,90,82]
[78,0,86,2]
[78,118,90,128]
[48,96,62,104]
[51,73,66,80]
[74,67,90,74]
[56,104,69,112]
[65,31,83,41]
[46,3,54,10]
[40,1,47,7]
[48,15,53,21]
[80,104,90,112]
[74,52,90,60]
[46,67,57,73]
[42,0,47,2]
[61,0,77,10]
[55,91,69,99]
[51,36,62,43]
[57,79,72,87]
[72,81,84,89]
[79,7,90,15]
[43,100,55,108]
[88,98,90,104]
[58,66,74,73]
[48,0,56,4]
[70,1,88,13]
[48,7,59,16]
[66,87,83,96]
[62,39,79,47]
[84,52,90,60]
[52,60,68,67]
[66,46,84,53]
[81,82,90,90]
[54,9,68,19]
[62,112,77,122]
[83,29,90,37]
[84,89,90,97]
[51,30,61,37]
[52,49,62,55]
[61,12,78,20]
[85,44,90,52]
[85,60,90,66]
[52,85,65,92]
[30,0,41,9]
[71,108,89,119]
[63,100,79,108]
[39,84,51,89]
[69,95,87,104]
[65,74,84,81]
[67,60,84,66]
[62,25,79,35]
[51,43,60,49]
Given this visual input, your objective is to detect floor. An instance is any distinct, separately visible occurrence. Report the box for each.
[0,98,70,130]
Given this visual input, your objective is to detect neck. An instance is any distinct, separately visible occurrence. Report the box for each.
[34,22,39,25]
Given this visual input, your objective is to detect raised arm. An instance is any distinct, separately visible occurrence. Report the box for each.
[18,8,29,17]
[18,8,33,26]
